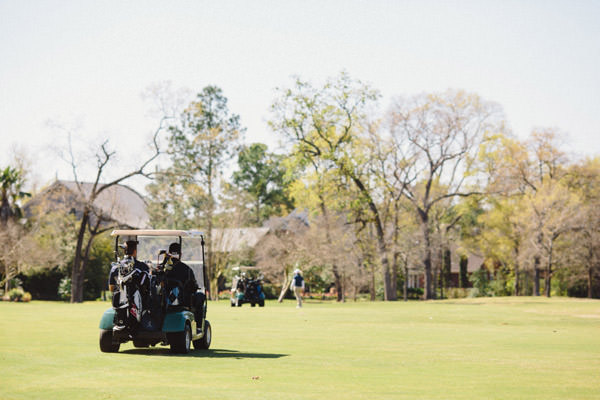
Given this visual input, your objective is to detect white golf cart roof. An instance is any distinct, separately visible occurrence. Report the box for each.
[111,229,204,237]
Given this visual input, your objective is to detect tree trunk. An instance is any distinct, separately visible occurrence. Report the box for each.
[432,262,439,300]
[421,214,434,300]
[403,265,408,302]
[206,171,215,300]
[533,255,540,296]
[319,201,344,301]
[349,175,395,300]
[277,270,291,302]
[588,266,593,299]
[333,265,343,302]
[381,255,394,300]
[369,262,376,301]
[459,255,468,289]
[544,248,553,298]
[392,251,399,300]
[544,268,552,297]
[514,264,520,296]
[70,209,89,303]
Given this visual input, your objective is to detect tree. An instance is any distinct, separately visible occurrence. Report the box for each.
[0,166,30,225]
[523,181,580,297]
[269,72,398,299]
[232,143,294,225]
[0,163,69,292]
[565,158,600,297]
[500,130,569,295]
[0,164,31,291]
[146,167,197,229]
[475,197,527,295]
[50,112,165,302]
[167,86,244,299]
[256,214,309,302]
[387,90,504,299]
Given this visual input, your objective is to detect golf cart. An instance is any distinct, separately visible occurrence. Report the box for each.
[99,229,211,354]
[230,266,265,307]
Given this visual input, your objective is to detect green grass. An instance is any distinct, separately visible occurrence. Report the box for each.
[1,297,599,399]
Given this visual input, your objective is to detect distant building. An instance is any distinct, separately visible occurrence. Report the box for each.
[406,250,485,289]
[211,227,271,253]
[24,180,149,229]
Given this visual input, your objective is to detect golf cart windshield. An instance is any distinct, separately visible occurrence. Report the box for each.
[111,229,206,292]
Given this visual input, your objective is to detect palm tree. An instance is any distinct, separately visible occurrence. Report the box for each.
[0,166,29,225]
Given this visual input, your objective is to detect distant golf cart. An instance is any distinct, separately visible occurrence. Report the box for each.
[99,229,211,354]
[230,266,265,307]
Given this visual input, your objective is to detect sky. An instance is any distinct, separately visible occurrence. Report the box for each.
[1,0,599,193]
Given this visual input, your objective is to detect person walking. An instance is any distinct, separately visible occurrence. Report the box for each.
[290,269,305,308]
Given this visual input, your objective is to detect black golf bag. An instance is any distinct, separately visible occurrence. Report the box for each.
[112,258,150,335]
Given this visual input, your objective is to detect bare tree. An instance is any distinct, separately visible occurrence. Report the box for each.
[387,90,504,299]
[51,116,167,302]
[256,217,309,302]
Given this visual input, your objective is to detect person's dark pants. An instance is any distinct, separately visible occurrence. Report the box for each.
[192,292,206,331]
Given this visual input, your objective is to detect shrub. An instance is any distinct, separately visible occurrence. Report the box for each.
[400,287,424,300]
[4,288,32,302]
[58,277,71,301]
[469,269,491,297]
[260,283,280,300]
[446,288,468,299]
[18,268,65,300]
[489,275,511,297]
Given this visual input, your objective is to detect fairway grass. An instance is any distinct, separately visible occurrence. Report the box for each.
[1,297,599,399]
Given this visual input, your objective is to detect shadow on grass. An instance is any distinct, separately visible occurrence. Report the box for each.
[120,347,288,359]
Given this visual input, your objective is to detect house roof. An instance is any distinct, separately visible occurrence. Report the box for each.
[211,227,270,252]
[451,251,485,273]
[263,209,309,233]
[26,180,149,229]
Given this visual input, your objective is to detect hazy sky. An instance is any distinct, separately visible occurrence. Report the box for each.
[1,0,599,191]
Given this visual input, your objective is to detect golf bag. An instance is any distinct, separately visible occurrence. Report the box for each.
[112,257,149,335]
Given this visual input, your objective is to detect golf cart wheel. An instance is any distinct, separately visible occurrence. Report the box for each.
[251,302,256,307]
[168,323,191,354]
[99,329,120,353]
[193,320,211,350]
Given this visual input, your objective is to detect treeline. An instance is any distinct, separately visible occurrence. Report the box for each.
[1,73,599,301]
[145,73,600,301]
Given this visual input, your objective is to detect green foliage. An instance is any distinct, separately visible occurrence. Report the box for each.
[18,268,65,300]
[3,287,31,302]
[58,277,71,301]
[405,287,424,300]
[146,169,196,229]
[468,268,491,297]
[83,234,114,300]
[446,288,469,299]
[302,264,328,293]
[231,143,294,224]
[489,274,511,296]
[168,85,243,191]
[0,165,30,223]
